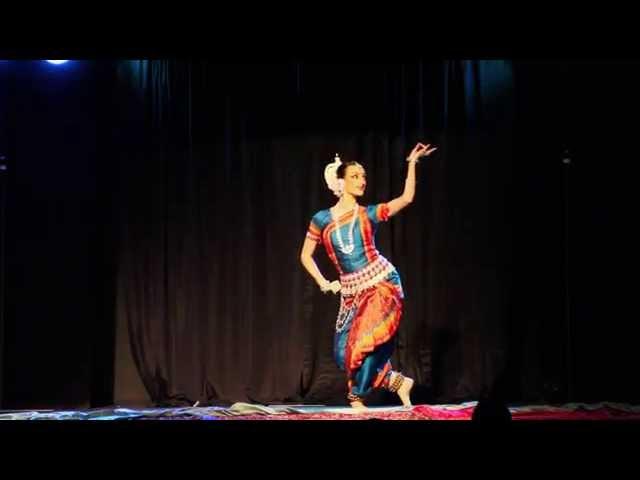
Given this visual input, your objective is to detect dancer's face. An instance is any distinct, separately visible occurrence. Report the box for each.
[343,164,367,197]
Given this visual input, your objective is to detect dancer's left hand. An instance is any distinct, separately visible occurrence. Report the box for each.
[407,142,437,163]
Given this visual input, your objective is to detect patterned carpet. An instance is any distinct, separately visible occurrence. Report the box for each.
[1,402,640,420]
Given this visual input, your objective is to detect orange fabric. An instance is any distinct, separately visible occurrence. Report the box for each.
[344,281,402,376]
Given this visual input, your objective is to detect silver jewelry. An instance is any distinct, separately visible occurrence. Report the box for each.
[332,203,359,255]
[335,294,359,332]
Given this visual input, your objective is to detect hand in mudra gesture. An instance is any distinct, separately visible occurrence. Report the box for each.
[407,142,437,163]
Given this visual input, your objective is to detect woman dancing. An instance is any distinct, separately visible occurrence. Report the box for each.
[300,142,437,409]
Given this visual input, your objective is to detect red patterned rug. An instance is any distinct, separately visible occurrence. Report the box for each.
[2,402,639,420]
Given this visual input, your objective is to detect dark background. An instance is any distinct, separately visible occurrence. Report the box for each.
[1,59,637,409]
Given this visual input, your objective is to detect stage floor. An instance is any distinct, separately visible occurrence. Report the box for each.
[1,401,640,420]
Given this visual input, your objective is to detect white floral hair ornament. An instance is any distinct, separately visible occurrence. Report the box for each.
[324,153,344,197]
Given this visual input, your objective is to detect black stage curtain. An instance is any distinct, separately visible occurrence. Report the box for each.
[1,60,113,408]
[110,60,520,406]
[3,60,639,409]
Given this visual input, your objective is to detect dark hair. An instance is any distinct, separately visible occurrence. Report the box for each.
[336,161,363,179]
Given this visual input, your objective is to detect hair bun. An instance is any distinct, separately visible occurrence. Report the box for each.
[324,153,343,197]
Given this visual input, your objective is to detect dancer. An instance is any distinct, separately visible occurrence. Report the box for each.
[300,142,437,409]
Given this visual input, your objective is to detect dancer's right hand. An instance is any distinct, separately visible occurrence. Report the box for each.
[328,280,342,294]
[320,279,342,294]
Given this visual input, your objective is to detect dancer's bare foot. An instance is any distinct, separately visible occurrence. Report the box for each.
[350,400,368,411]
[397,377,414,408]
